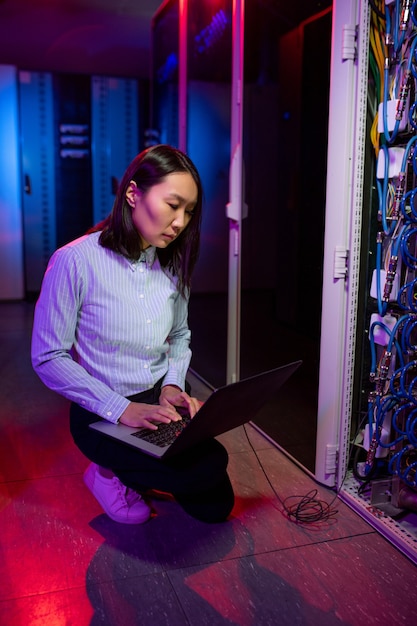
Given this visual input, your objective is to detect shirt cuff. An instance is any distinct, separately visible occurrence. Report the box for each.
[99,394,131,423]
[162,371,186,391]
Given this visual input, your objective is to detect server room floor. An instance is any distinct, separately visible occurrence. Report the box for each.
[1,301,416,626]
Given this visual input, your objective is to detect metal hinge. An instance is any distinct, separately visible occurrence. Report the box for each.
[325,444,339,475]
[342,24,357,62]
[334,245,349,280]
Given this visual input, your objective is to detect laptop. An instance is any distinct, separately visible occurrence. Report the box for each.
[89,360,302,459]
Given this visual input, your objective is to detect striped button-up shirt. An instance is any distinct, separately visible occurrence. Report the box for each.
[31,232,191,423]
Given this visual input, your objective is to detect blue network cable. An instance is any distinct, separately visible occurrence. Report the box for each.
[363,0,417,489]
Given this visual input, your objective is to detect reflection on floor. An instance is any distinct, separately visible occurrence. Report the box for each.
[1,301,416,625]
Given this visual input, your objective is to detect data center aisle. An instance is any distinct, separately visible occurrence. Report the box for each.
[0,301,416,625]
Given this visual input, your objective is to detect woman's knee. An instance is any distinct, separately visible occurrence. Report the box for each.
[174,474,235,523]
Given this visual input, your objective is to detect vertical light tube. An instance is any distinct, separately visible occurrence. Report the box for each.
[178,0,188,152]
[0,65,24,300]
[226,0,245,383]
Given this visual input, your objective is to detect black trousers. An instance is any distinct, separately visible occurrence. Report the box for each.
[69,382,234,523]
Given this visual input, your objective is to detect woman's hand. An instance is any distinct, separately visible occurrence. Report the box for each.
[118,401,182,430]
[159,384,202,418]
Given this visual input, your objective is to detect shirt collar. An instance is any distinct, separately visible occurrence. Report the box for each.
[130,246,157,270]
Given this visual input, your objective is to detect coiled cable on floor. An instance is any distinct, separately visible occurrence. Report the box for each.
[242,424,339,526]
[280,489,339,525]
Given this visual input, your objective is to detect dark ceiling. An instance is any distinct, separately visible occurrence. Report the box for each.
[0,0,162,78]
[0,0,332,79]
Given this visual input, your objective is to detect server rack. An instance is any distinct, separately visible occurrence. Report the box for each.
[1,68,142,298]
[19,71,56,296]
[325,0,417,564]
[91,76,139,225]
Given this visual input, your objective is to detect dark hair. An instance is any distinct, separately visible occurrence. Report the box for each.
[91,144,203,295]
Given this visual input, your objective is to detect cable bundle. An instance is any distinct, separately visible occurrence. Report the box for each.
[365,0,417,491]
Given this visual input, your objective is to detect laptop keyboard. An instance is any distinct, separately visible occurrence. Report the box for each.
[131,409,191,448]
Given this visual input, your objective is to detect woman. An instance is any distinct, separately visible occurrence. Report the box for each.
[31,144,234,524]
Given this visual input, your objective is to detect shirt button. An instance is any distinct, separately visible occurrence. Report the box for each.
[139,293,144,299]
[146,319,151,324]
[145,345,150,350]
[106,411,112,417]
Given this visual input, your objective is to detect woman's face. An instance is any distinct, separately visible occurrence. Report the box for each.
[127,172,198,249]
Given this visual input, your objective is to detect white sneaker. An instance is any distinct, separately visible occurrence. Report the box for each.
[83,463,151,524]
